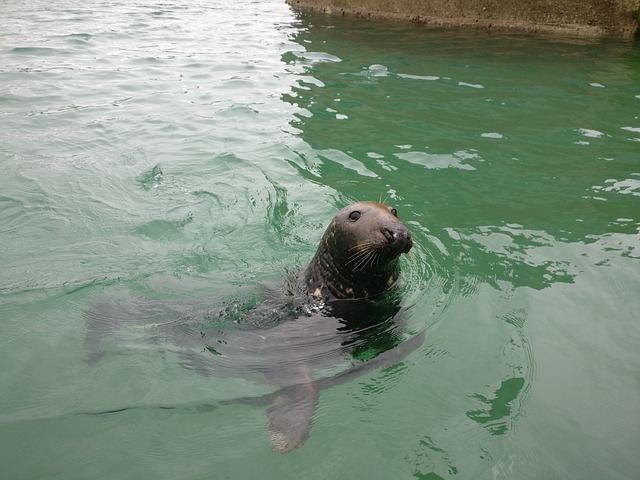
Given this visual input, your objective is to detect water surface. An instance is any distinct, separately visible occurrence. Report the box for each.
[1,1,639,479]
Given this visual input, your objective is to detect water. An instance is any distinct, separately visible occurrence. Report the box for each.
[1,0,639,478]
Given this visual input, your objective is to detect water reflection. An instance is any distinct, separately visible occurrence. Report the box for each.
[445,226,577,291]
[2,1,638,476]
[467,377,526,435]
[282,14,639,241]
[283,10,639,478]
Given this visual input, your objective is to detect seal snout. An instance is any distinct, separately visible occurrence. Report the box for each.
[382,224,413,254]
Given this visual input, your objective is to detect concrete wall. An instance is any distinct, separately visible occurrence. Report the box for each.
[286,0,639,37]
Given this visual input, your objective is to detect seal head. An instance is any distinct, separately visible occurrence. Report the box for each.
[303,201,412,300]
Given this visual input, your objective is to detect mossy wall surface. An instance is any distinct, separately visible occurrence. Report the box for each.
[287,0,639,36]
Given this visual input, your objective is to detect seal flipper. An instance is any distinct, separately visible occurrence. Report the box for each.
[264,361,319,453]
[262,331,425,452]
[83,298,130,366]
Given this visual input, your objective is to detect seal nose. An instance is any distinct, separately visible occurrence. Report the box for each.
[382,224,412,254]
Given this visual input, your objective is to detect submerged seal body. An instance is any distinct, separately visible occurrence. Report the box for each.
[84,201,417,454]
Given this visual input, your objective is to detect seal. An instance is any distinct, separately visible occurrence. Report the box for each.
[83,201,417,454]
[304,201,413,300]
[261,201,414,453]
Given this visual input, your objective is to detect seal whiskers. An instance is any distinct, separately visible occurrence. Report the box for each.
[346,241,385,271]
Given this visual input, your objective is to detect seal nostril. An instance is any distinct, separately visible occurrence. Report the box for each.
[383,226,410,247]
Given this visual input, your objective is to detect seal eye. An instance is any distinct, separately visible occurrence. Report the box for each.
[390,208,398,217]
[348,210,361,222]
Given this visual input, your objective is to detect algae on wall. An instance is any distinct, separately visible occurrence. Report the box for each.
[286,0,639,36]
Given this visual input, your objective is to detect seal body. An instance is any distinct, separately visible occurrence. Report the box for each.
[304,201,412,300]
[84,201,416,454]
[259,201,414,452]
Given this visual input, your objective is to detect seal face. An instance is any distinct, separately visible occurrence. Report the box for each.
[303,201,412,300]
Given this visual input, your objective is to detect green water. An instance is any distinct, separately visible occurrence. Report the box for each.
[1,0,639,478]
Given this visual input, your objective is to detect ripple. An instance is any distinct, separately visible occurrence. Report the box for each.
[593,178,640,197]
[458,81,485,89]
[317,149,379,177]
[394,150,480,171]
[11,46,71,55]
[481,132,504,139]
[293,51,342,64]
[363,64,389,77]
[397,73,440,81]
[577,128,605,138]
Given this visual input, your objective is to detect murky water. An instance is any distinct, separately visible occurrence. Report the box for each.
[1,0,639,478]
